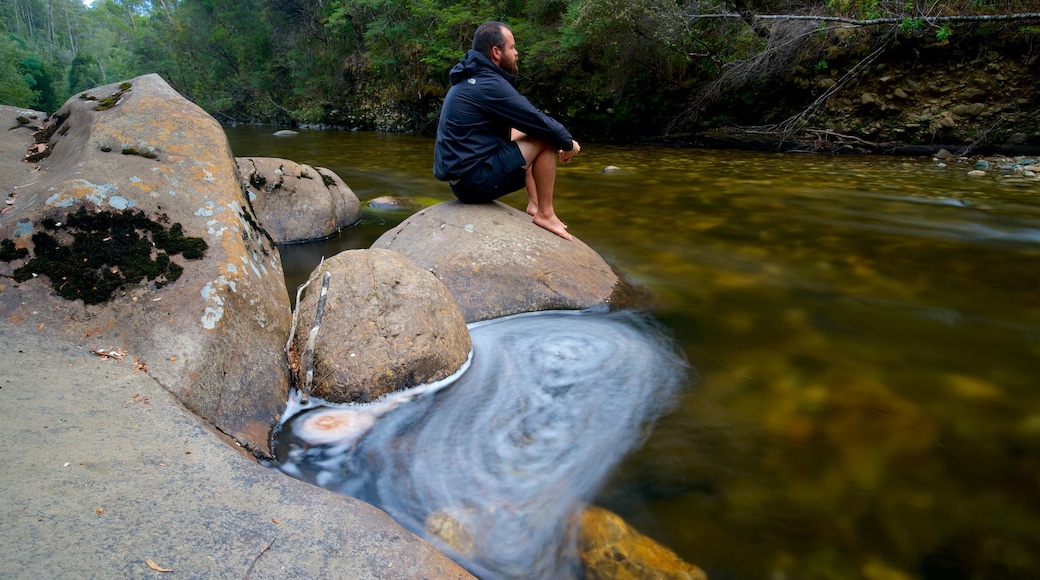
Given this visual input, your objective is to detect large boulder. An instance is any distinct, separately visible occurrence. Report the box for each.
[291,248,471,403]
[372,201,640,323]
[237,156,361,243]
[0,74,291,456]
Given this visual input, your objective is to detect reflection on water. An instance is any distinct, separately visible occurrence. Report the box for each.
[271,310,689,579]
[226,126,1040,579]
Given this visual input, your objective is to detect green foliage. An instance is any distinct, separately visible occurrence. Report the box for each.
[0,34,37,106]
[936,23,953,41]
[0,0,1035,138]
[899,17,925,32]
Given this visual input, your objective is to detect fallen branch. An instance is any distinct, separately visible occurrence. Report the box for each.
[806,129,881,148]
[285,258,325,357]
[689,12,1040,27]
[244,537,276,579]
[300,271,331,405]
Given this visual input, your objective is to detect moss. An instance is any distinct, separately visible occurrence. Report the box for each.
[0,239,28,262]
[8,206,207,305]
[249,172,267,189]
[321,172,336,187]
[120,145,158,159]
[16,116,29,125]
[96,84,132,111]
[96,95,121,111]
[153,222,208,259]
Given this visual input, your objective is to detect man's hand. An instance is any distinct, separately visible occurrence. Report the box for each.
[559,140,581,163]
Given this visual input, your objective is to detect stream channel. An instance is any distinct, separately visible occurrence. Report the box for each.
[225,126,1040,580]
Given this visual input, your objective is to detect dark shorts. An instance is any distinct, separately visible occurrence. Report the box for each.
[450,142,527,203]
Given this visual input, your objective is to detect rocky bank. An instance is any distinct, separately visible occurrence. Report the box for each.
[687,33,1040,155]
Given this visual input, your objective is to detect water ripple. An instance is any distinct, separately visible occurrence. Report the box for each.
[271,310,691,579]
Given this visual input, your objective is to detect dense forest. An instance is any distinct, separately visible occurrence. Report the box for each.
[2,0,1039,148]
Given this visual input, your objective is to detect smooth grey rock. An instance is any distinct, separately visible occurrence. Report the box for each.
[0,105,46,191]
[372,201,639,323]
[238,157,361,243]
[291,248,471,404]
[0,326,473,580]
[0,75,291,456]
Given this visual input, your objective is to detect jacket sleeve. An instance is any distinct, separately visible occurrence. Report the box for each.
[481,78,574,151]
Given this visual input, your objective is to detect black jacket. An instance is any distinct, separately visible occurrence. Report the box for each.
[433,50,573,182]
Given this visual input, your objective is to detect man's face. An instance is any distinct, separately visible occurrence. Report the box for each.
[494,28,519,76]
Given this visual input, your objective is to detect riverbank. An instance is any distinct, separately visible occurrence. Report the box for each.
[659,30,1040,156]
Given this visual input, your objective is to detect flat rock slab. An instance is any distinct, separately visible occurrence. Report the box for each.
[0,105,45,192]
[0,325,473,580]
[373,201,639,323]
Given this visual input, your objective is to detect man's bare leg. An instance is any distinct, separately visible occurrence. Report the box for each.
[513,131,571,240]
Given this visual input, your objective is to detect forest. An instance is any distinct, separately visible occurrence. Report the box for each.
[2,0,1039,147]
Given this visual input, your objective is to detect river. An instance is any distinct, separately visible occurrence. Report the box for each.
[224,126,1040,580]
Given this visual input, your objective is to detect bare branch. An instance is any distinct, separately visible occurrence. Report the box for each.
[689,12,1040,27]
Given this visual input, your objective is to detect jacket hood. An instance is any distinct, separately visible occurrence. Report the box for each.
[448,49,517,88]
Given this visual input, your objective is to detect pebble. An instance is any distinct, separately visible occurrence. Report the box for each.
[933,152,1040,183]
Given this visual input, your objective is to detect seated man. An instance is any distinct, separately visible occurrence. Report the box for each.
[433,21,580,241]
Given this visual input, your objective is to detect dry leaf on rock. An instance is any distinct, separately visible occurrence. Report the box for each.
[146,558,173,573]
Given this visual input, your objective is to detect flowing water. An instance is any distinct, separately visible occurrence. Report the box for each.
[225,126,1040,580]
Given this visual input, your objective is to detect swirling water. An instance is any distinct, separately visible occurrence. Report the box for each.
[226,126,1040,579]
[271,310,689,578]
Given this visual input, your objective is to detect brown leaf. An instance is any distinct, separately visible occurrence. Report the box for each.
[146,558,173,573]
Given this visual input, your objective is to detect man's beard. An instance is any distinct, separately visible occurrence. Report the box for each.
[501,54,518,76]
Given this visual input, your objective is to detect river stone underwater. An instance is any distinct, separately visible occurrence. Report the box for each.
[225,126,1040,580]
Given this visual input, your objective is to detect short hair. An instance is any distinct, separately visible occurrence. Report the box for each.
[472,21,510,58]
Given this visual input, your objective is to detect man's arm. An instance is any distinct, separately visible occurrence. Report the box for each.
[483,82,573,151]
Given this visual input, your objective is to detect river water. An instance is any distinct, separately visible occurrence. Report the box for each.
[225,126,1040,580]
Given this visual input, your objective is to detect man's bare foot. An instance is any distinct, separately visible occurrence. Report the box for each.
[533,214,572,240]
[528,203,567,228]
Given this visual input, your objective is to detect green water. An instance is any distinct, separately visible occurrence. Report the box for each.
[225,126,1040,580]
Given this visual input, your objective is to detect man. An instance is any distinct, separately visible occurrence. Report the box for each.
[434,21,580,241]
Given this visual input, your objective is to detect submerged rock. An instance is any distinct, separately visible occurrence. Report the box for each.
[579,506,708,580]
[290,248,471,403]
[237,156,361,243]
[0,74,291,456]
[372,201,640,323]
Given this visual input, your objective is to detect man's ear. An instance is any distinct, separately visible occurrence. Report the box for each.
[490,45,502,64]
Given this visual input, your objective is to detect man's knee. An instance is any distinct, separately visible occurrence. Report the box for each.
[514,135,554,165]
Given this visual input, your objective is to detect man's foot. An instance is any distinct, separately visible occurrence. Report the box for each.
[533,214,572,240]
[528,202,566,228]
